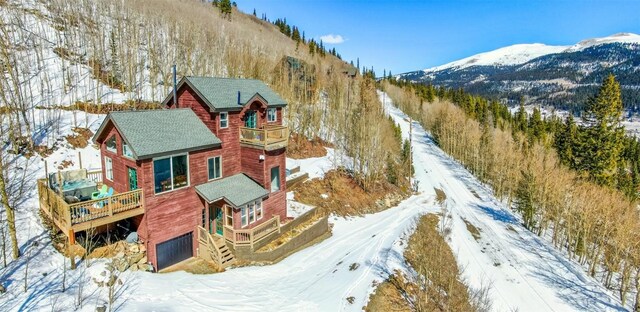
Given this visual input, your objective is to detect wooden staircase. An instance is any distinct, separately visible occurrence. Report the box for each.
[197,226,236,269]
[214,236,236,268]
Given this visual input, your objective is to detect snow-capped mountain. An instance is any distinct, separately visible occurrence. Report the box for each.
[399,33,640,111]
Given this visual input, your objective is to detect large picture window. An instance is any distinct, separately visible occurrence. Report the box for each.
[267,108,277,122]
[220,112,228,129]
[270,166,280,192]
[105,156,113,181]
[105,135,117,153]
[241,200,263,228]
[207,156,222,180]
[154,154,189,194]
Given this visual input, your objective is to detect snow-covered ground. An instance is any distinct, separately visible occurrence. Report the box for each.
[380,91,626,311]
[0,94,628,311]
[286,147,353,180]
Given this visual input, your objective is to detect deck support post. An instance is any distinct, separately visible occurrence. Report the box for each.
[68,229,75,245]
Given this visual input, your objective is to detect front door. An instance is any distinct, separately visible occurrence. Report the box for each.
[245,110,257,128]
[128,167,138,191]
[215,207,223,235]
[209,205,224,236]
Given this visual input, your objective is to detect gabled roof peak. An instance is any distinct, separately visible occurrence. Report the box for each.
[162,76,287,111]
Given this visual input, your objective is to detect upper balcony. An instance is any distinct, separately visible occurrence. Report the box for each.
[240,125,289,151]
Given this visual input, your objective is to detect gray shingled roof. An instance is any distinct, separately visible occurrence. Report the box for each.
[165,76,287,111]
[94,109,221,160]
[195,174,268,207]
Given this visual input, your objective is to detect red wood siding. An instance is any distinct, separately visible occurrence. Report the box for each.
[139,147,223,269]
[98,122,140,194]
[240,147,266,186]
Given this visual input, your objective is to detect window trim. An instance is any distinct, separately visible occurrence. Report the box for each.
[207,156,222,181]
[267,108,277,123]
[152,153,190,195]
[105,135,117,154]
[219,112,228,129]
[104,156,113,181]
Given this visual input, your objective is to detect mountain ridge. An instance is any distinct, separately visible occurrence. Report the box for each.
[400,33,640,110]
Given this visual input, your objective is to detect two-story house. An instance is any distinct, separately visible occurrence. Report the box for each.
[89,76,289,270]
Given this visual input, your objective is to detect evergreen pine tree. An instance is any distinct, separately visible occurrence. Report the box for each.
[514,98,527,134]
[253,9,256,16]
[529,106,544,142]
[579,74,625,187]
[515,170,536,230]
[219,0,232,19]
[555,114,579,169]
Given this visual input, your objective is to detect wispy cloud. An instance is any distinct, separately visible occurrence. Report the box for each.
[319,34,345,44]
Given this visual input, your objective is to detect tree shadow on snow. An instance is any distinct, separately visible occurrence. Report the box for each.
[508,231,625,311]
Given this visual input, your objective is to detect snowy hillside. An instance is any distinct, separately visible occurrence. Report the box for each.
[0,88,628,311]
[425,43,568,72]
[422,32,640,73]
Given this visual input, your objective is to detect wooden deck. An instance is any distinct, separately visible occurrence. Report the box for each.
[37,178,145,242]
[240,125,288,151]
[223,216,281,249]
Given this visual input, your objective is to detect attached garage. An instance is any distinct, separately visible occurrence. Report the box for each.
[156,232,193,271]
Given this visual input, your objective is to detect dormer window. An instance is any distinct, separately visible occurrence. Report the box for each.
[220,112,228,129]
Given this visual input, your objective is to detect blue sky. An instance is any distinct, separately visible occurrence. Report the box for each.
[238,0,640,75]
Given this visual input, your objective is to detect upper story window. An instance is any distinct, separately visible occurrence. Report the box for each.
[105,156,113,181]
[270,166,281,192]
[122,141,134,159]
[267,108,277,122]
[153,154,189,194]
[105,135,117,153]
[208,156,222,180]
[220,112,228,129]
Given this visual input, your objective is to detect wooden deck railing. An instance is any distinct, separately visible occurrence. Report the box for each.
[37,179,144,232]
[86,170,103,183]
[197,226,223,266]
[240,125,288,150]
[223,216,281,248]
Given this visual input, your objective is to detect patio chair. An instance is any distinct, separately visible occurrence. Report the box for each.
[91,185,108,200]
[93,187,114,209]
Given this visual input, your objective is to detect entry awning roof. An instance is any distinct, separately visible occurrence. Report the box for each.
[195,174,268,207]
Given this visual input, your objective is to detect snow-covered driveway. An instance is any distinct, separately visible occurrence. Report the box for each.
[119,93,624,311]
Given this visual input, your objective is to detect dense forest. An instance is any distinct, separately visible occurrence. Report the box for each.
[383,75,640,309]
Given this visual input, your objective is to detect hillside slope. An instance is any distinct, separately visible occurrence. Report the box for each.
[0,91,624,311]
[398,33,640,110]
